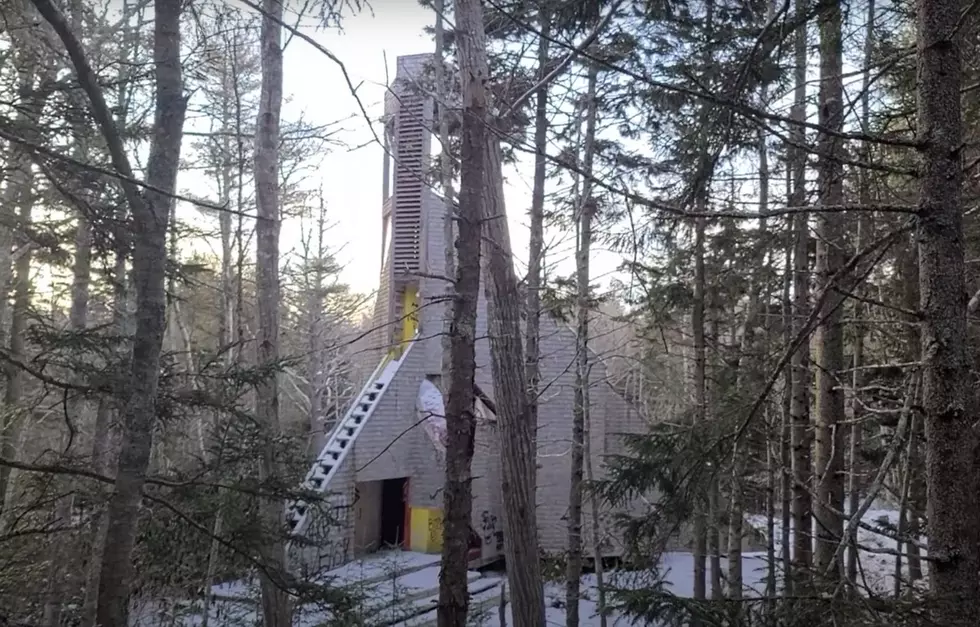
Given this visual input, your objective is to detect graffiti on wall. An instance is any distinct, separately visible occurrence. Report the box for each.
[427,508,444,550]
[480,510,503,551]
[309,490,357,572]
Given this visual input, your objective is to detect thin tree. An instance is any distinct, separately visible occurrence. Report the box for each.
[436,0,485,615]
[254,0,290,624]
[525,2,551,499]
[788,0,812,583]
[27,0,187,624]
[566,59,598,627]
[435,0,456,393]
[846,0,875,587]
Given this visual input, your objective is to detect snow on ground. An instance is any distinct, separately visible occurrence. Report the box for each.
[745,507,920,596]
[141,510,913,626]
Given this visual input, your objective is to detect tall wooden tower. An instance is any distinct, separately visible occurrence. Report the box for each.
[372,54,436,357]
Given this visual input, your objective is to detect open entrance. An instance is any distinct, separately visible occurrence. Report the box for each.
[380,477,408,548]
[353,477,408,554]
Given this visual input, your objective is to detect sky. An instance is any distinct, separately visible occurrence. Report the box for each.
[274,0,620,296]
[279,1,516,293]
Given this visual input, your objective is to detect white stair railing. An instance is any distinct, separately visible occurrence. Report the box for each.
[286,333,420,536]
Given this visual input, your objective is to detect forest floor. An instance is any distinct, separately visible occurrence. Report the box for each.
[132,507,913,626]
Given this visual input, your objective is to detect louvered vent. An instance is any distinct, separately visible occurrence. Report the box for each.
[391,92,427,277]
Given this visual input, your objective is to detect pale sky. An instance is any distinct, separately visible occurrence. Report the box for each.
[275,0,620,296]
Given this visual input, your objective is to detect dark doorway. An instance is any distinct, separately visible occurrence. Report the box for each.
[380,477,407,548]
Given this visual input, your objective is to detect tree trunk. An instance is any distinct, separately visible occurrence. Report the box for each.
[80,4,137,615]
[691,207,708,599]
[435,0,456,396]
[813,0,845,585]
[846,0,876,588]
[436,1,485,622]
[916,0,978,622]
[525,4,550,504]
[0,46,42,513]
[453,1,546,621]
[584,395,607,627]
[789,0,812,582]
[780,206,793,596]
[201,65,239,626]
[27,0,188,623]
[254,1,289,624]
[81,250,128,627]
[894,412,916,598]
[566,61,598,627]
[43,214,92,627]
[692,209,708,602]
[728,128,770,604]
[898,240,925,583]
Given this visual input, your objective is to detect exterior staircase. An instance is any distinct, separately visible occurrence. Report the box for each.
[285,333,420,537]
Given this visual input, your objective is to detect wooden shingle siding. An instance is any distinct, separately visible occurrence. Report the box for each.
[294,53,653,575]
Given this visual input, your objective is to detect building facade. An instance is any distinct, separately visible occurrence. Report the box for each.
[287,54,648,576]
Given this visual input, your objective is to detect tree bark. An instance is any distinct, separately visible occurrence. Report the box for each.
[525,4,551,505]
[43,210,92,627]
[788,0,812,581]
[780,203,793,595]
[452,0,546,621]
[437,0,485,622]
[846,0,875,588]
[435,0,456,397]
[22,0,189,623]
[813,0,845,585]
[254,0,289,624]
[692,209,708,602]
[566,61,598,627]
[916,0,978,622]
[0,43,44,513]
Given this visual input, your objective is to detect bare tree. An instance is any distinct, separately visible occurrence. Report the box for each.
[566,60,598,627]
[27,0,187,624]
[846,0,875,587]
[525,3,551,501]
[254,0,290,624]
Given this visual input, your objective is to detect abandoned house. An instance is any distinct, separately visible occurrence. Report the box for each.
[285,54,648,576]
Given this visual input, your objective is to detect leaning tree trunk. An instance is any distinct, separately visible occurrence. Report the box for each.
[453,1,546,624]
[813,0,845,586]
[566,60,598,627]
[28,0,187,624]
[254,0,290,624]
[436,0,485,622]
[916,0,979,623]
